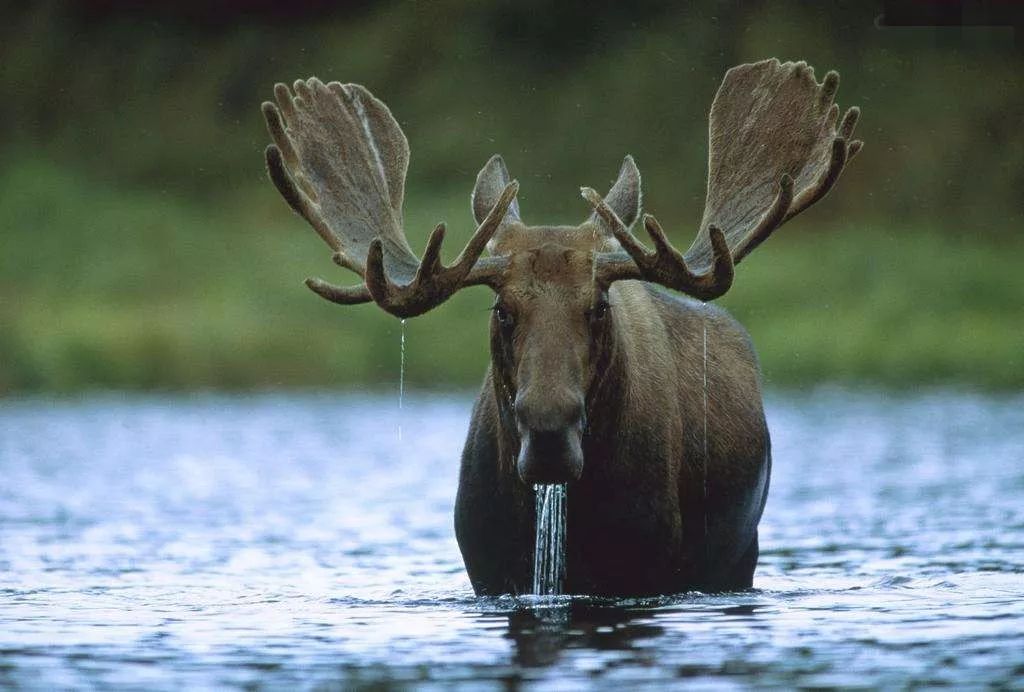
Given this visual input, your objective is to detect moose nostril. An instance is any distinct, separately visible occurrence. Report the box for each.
[517,428,584,484]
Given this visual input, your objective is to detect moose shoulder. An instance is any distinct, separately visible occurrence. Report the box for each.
[261,59,862,596]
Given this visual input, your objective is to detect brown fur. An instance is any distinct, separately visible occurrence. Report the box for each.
[453,221,770,596]
[261,59,861,596]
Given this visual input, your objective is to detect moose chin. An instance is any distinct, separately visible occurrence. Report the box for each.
[260,58,861,597]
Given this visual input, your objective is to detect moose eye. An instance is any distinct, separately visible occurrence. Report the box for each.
[589,300,610,321]
[494,305,514,328]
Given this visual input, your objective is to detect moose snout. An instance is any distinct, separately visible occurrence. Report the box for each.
[515,392,585,485]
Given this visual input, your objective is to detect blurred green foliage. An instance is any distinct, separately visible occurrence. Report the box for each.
[1,1,1022,393]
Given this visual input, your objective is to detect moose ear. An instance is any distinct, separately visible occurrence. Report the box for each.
[593,155,641,230]
[472,155,522,225]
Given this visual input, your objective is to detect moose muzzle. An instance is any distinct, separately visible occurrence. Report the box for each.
[514,393,585,484]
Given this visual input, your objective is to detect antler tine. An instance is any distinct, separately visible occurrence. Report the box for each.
[843,106,864,160]
[263,98,299,170]
[263,122,339,253]
[785,136,847,221]
[364,181,520,318]
[580,187,647,261]
[583,187,734,300]
[263,92,319,203]
[839,105,860,140]
[786,105,861,221]
[732,174,795,265]
[819,70,840,110]
[641,216,734,300]
[452,181,520,274]
[305,277,372,305]
[273,83,296,123]
[417,223,448,279]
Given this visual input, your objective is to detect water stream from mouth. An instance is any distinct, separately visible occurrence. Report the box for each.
[532,483,567,595]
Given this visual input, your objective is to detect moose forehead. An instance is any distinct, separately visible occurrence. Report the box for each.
[494,223,611,290]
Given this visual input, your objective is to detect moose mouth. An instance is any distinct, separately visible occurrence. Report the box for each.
[517,423,584,485]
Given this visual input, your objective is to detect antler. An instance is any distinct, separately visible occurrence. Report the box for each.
[586,59,861,300]
[262,79,517,318]
[583,187,737,301]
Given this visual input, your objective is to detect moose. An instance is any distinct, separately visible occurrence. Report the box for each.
[261,59,861,596]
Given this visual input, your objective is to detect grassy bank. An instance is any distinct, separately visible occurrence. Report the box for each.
[1,159,1020,393]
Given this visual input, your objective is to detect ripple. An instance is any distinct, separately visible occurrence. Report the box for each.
[1,390,1022,688]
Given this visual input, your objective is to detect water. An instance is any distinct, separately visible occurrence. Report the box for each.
[701,308,710,566]
[532,484,567,595]
[398,318,406,442]
[1,389,1023,688]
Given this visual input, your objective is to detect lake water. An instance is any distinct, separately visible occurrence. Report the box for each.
[1,389,1022,688]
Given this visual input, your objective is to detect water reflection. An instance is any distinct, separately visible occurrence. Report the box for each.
[506,602,667,668]
[504,596,784,676]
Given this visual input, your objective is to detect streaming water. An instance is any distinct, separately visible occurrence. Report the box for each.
[532,484,567,595]
[701,307,710,567]
[398,318,406,442]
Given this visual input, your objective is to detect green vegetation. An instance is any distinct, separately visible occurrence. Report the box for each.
[1,2,1022,392]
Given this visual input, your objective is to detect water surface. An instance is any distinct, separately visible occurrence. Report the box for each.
[1,389,1022,688]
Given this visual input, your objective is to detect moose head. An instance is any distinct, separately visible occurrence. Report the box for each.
[261,59,860,490]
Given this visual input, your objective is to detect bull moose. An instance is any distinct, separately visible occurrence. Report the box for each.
[261,59,861,596]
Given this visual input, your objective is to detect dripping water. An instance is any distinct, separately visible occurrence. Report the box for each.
[532,483,567,595]
[398,318,406,442]
[701,305,710,566]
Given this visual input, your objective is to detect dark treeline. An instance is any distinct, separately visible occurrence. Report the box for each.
[1,1,1022,392]
[3,1,1021,228]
